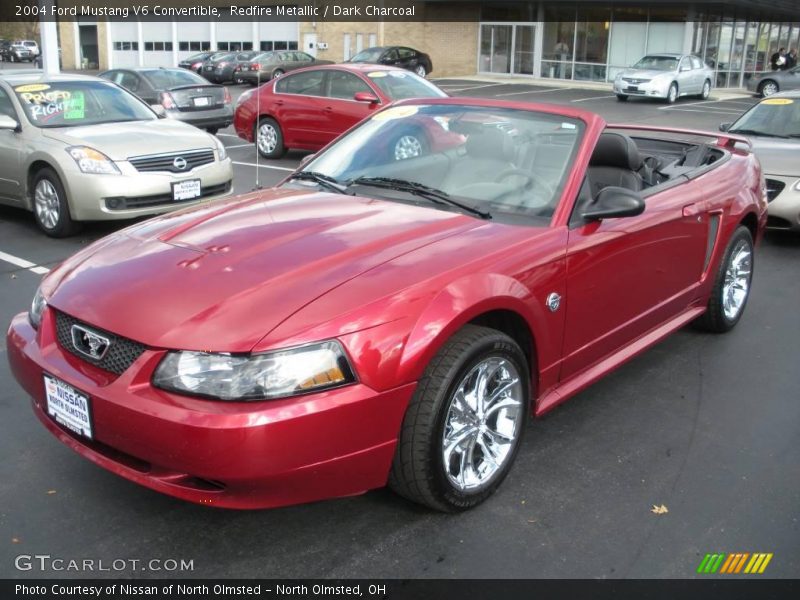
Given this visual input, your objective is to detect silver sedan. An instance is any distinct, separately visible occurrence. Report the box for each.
[747,66,800,97]
[613,54,715,103]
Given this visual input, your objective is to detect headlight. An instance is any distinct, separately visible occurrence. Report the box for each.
[152,341,356,401]
[794,180,800,191]
[212,135,227,161]
[66,146,120,175]
[29,287,47,329]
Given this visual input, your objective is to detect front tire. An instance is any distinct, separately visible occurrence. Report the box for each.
[389,325,530,512]
[414,65,427,78]
[666,82,678,104]
[694,226,754,333]
[272,69,284,79]
[255,117,286,158]
[616,94,629,102]
[758,80,779,97]
[392,130,428,161]
[32,167,80,238]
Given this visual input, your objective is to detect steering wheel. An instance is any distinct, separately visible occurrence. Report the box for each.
[495,168,555,198]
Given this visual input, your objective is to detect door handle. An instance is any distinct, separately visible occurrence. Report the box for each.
[323,106,333,112]
[682,203,702,217]
[274,99,284,106]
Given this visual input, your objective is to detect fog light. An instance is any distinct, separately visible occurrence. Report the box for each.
[106,197,123,209]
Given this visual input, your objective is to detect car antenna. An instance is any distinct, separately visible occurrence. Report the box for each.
[253,67,262,191]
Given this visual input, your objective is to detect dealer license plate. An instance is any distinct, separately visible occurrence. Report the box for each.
[626,86,639,92]
[172,179,201,201]
[193,96,210,107]
[44,374,93,439]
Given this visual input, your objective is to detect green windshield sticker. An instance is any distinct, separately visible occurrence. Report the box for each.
[63,91,85,120]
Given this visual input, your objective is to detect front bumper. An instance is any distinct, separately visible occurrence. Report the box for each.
[613,78,671,99]
[62,156,233,221]
[7,311,414,509]
[764,174,800,231]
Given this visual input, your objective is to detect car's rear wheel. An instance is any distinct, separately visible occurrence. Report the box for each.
[206,127,219,135]
[32,168,80,238]
[414,65,427,78]
[666,82,679,104]
[272,69,284,79]
[698,79,711,100]
[616,94,629,102]
[392,131,428,161]
[255,117,286,158]
[758,80,779,97]
[389,325,529,511]
[694,226,754,333]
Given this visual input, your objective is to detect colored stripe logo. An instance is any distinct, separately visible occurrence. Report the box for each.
[697,553,773,574]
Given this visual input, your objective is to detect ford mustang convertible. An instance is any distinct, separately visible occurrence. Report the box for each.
[7,98,767,511]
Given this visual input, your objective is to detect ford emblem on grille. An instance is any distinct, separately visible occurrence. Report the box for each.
[70,324,111,360]
[173,156,188,171]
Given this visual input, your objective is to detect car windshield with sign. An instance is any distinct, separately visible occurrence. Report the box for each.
[14,80,155,128]
[729,97,800,138]
[291,103,584,223]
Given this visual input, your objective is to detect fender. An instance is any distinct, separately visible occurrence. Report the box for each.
[23,151,71,213]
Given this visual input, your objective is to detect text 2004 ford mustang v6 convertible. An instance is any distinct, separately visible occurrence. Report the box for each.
[7,99,767,511]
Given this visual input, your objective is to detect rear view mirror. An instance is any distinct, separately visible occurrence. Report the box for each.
[581,187,645,221]
[0,114,19,131]
[354,91,379,104]
[719,122,731,132]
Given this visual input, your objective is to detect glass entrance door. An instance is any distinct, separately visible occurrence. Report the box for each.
[479,23,536,75]
[513,25,535,75]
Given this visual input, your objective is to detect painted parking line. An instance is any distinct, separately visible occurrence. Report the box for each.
[224,143,253,149]
[662,107,744,115]
[494,88,562,97]
[0,250,50,275]
[443,83,510,93]
[658,99,750,111]
[571,95,618,102]
[232,161,294,172]
[217,133,240,139]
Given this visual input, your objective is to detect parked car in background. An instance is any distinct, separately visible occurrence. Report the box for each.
[614,54,714,103]
[0,73,233,236]
[1,42,33,62]
[234,64,447,158]
[721,91,800,231]
[7,98,766,511]
[746,66,800,97]
[99,67,233,134]
[199,52,257,84]
[349,46,433,78]
[238,51,333,85]
[17,40,40,57]
[177,51,216,74]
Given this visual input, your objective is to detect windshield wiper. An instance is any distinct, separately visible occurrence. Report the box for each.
[288,171,351,194]
[727,128,789,139]
[348,176,491,219]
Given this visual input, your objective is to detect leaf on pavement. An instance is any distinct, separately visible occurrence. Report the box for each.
[651,504,669,515]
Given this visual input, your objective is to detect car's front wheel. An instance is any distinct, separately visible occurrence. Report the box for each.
[694,225,754,333]
[272,69,284,79]
[414,65,427,78]
[389,325,529,511]
[666,82,679,104]
[759,80,779,97]
[32,167,80,237]
[392,131,428,161]
[255,116,286,158]
[616,94,629,102]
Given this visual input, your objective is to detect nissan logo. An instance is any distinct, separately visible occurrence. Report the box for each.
[173,156,188,171]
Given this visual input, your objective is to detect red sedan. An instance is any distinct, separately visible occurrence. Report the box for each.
[7,98,767,511]
[233,63,448,159]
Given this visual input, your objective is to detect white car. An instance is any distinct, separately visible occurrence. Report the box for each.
[614,54,715,104]
[16,40,39,57]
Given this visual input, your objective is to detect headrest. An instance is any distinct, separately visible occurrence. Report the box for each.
[466,126,515,162]
[589,132,642,170]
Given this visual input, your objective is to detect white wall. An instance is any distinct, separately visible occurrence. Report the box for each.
[646,23,685,54]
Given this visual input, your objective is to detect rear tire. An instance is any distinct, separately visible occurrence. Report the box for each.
[414,65,427,78]
[694,226,754,333]
[206,127,219,135]
[389,325,530,512]
[272,69,284,79]
[698,79,711,100]
[255,117,286,159]
[32,167,80,238]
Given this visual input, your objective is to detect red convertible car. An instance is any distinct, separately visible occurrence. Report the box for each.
[7,98,767,511]
[233,63,448,159]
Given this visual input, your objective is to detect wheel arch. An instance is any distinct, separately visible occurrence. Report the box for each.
[25,157,68,213]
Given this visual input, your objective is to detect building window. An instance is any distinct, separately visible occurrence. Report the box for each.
[217,41,254,51]
[260,41,273,51]
[275,41,289,50]
[113,42,138,51]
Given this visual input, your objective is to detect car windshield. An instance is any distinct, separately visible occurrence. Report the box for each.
[186,52,210,62]
[351,48,385,62]
[211,53,234,62]
[367,70,447,100]
[257,52,278,64]
[142,69,207,88]
[632,56,679,71]
[14,80,156,128]
[729,97,800,138]
[295,104,585,223]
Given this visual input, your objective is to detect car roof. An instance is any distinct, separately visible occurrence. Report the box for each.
[641,53,683,58]
[0,72,105,85]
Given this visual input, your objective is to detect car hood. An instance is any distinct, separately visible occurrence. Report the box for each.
[45,189,481,352]
[41,119,215,161]
[749,137,800,176]
[619,69,673,79]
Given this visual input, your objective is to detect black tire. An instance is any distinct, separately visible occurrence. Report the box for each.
[758,80,779,97]
[255,116,286,159]
[31,167,80,238]
[697,79,711,100]
[666,82,679,104]
[616,94,629,102]
[694,226,754,333]
[272,69,284,79]
[389,324,530,512]
[206,127,219,135]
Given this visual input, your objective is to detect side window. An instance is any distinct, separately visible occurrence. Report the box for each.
[280,52,293,62]
[679,57,692,71]
[326,71,371,100]
[297,52,314,62]
[383,48,399,61]
[118,72,140,91]
[691,56,703,70]
[398,48,415,59]
[275,70,325,96]
[0,86,17,119]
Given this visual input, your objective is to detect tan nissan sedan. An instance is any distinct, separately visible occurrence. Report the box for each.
[0,72,233,236]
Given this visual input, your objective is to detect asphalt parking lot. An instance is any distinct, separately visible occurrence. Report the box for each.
[1,71,799,579]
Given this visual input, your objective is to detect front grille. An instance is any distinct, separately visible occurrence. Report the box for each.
[128,149,215,174]
[765,178,785,203]
[104,181,231,210]
[55,311,146,376]
[623,77,650,84]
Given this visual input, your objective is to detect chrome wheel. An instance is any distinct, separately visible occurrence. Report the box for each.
[415,65,427,78]
[668,83,678,103]
[442,357,524,492]
[257,122,278,155]
[760,81,778,97]
[272,69,284,79]
[394,135,423,160]
[701,80,710,99]
[34,179,61,231]
[722,240,752,321]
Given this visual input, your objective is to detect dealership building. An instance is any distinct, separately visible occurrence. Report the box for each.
[55,1,799,89]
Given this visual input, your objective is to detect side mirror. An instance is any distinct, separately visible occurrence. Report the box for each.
[300,153,315,165]
[354,91,379,104]
[581,187,645,221]
[0,114,20,131]
[719,122,731,132]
